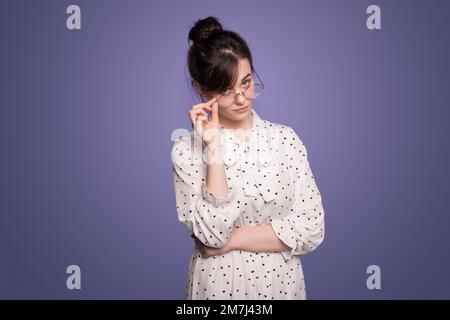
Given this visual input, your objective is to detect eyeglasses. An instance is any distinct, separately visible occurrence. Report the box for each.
[215,69,265,108]
[199,69,265,108]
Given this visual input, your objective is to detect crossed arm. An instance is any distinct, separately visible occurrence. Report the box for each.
[193,222,292,258]
[174,130,323,259]
[192,142,292,258]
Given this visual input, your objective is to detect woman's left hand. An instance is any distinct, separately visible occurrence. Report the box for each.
[191,234,234,258]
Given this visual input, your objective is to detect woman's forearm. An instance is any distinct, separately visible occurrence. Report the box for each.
[227,223,292,254]
[204,140,290,254]
[205,140,229,199]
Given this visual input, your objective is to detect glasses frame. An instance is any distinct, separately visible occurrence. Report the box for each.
[197,68,265,107]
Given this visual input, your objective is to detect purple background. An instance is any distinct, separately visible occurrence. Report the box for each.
[1,0,449,299]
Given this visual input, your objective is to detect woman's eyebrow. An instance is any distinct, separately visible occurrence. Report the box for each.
[239,73,252,83]
[228,73,252,90]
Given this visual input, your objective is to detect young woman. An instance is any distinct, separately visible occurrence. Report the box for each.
[171,16,325,300]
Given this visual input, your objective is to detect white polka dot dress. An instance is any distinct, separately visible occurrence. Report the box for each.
[171,108,325,300]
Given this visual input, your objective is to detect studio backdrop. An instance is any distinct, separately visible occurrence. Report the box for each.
[1,0,449,299]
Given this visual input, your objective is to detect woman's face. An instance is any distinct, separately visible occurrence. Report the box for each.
[206,58,255,123]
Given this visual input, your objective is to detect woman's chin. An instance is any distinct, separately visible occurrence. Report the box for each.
[221,106,252,122]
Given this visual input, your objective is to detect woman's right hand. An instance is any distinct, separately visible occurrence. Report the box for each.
[189,97,221,145]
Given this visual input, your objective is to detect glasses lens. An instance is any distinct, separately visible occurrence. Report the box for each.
[244,83,263,100]
[218,77,264,107]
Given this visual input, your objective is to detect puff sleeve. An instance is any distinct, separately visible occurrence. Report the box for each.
[270,127,325,261]
[171,134,241,248]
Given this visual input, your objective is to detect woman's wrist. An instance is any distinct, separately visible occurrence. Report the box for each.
[205,139,224,165]
[226,228,242,252]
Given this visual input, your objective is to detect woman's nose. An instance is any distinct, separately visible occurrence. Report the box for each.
[235,93,246,105]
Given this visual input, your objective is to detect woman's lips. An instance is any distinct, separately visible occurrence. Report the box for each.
[233,106,248,112]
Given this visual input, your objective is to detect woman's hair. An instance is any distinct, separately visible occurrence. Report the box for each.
[187,16,254,97]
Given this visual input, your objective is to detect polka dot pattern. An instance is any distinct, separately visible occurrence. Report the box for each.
[171,109,325,300]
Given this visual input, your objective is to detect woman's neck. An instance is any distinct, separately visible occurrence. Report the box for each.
[221,112,253,131]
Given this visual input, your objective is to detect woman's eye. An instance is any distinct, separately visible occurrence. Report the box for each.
[242,79,251,86]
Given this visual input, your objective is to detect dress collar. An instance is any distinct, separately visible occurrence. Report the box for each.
[219,109,282,202]
[219,108,278,169]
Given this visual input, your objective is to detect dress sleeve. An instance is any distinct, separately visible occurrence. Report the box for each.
[171,135,241,248]
[270,127,325,261]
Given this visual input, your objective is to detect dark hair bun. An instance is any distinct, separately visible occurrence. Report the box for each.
[188,16,223,44]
